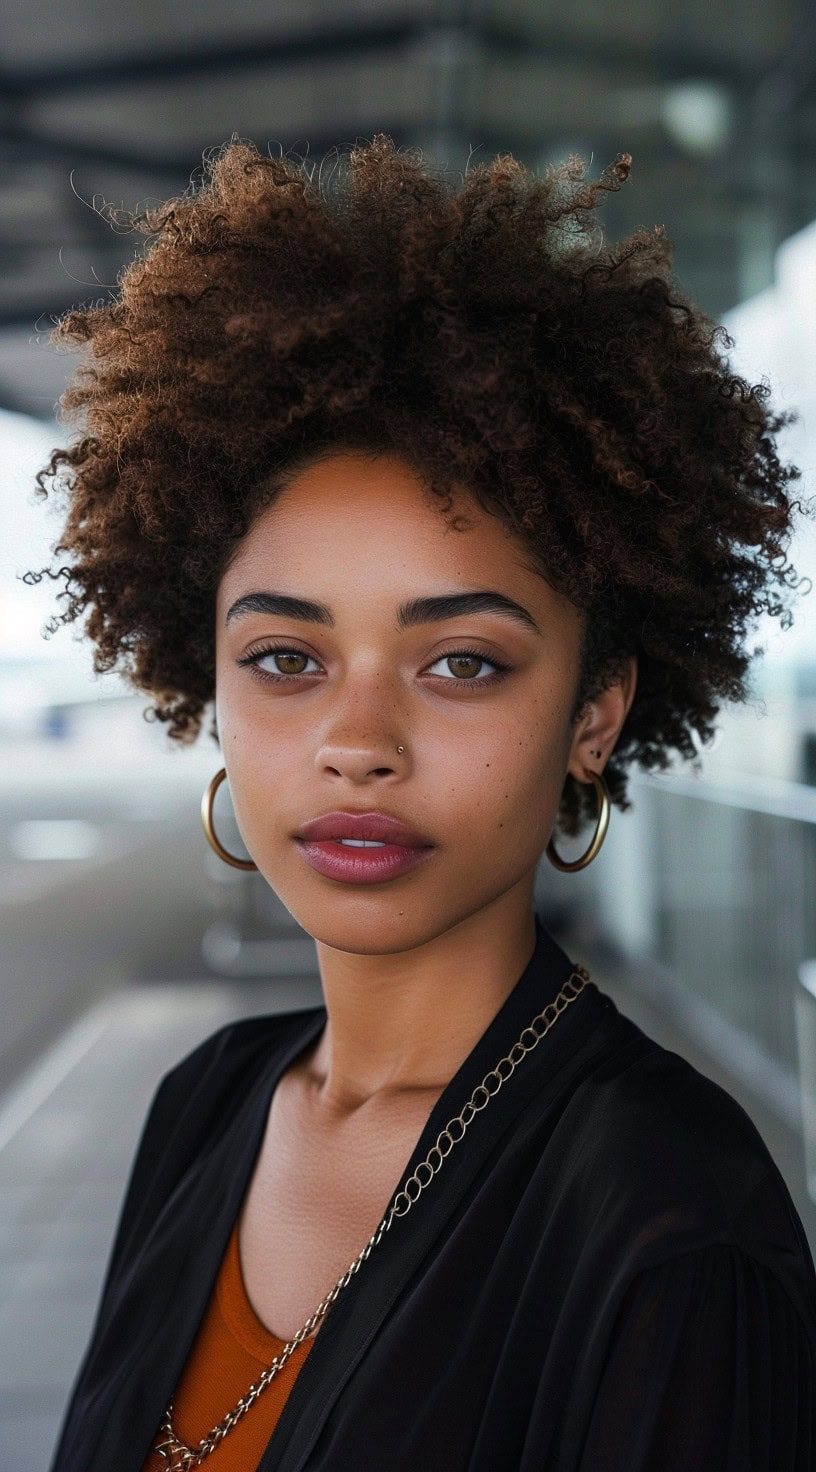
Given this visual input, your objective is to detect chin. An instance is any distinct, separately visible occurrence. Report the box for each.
[279,888,456,958]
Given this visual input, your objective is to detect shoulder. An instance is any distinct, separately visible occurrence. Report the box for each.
[563,1000,812,1272]
[125,1004,325,1194]
[158,1004,321,1089]
[101,1003,326,1269]
[150,1003,325,1131]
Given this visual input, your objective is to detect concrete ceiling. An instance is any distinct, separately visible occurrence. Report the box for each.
[1,0,814,422]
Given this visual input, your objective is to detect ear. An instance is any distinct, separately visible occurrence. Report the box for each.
[566,654,638,782]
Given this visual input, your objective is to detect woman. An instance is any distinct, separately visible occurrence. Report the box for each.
[32,135,815,1470]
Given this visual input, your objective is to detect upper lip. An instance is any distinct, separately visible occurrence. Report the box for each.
[294,811,433,847]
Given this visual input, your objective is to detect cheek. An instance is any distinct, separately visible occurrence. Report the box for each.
[231,729,296,785]
[445,714,563,843]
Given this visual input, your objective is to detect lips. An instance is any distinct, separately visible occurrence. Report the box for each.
[294,811,433,848]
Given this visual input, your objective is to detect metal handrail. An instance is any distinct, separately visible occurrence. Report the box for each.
[636,768,816,825]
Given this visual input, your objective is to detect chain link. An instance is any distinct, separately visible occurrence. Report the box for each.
[152,965,590,1468]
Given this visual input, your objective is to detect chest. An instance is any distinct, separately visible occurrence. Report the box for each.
[236,1074,440,1343]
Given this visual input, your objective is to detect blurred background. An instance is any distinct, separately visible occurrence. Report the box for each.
[2,2,816,1465]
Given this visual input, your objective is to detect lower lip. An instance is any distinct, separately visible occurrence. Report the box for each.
[294,839,435,885]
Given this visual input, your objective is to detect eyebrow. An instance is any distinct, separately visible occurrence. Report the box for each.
[225,589,541,635]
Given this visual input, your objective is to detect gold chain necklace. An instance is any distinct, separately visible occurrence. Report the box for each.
[152,965,590,1469]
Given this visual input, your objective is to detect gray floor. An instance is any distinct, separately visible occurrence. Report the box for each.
[1,963,814,1472]
[0,976,323,1472]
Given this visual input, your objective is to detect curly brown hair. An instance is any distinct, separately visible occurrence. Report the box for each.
[25,132,813,838]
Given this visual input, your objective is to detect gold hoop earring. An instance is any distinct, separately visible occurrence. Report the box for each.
[546,769,611,872]
[201,767,258,871]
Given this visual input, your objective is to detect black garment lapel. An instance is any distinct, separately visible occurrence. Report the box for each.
[257,918,608,1472]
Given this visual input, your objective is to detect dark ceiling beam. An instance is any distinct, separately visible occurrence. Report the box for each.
[0,18,767,103]
[0,123,203,178]
[2,117,497,182]
[0,116,564,186]
[0,19,418,96]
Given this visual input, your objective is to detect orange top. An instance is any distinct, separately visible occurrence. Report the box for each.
[141,1219,315,1470]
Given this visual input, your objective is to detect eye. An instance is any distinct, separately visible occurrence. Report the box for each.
[237,645,321,682]
[425,648,510,687]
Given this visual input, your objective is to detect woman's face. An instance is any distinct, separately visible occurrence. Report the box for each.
[215,450,632,956]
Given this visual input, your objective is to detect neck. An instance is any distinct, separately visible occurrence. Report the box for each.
[299,886,538,1116]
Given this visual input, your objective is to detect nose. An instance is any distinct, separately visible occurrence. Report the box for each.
[311,663,411,781]
[315,736,408,782]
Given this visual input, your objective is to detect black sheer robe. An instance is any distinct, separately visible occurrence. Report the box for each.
[49,916,816,1471]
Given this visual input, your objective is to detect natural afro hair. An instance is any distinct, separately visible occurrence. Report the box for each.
[26,132,813,838]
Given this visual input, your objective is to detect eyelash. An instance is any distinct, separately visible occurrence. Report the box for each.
[236,643,511,690]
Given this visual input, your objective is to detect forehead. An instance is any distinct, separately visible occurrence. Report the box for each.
[229,452,514,564]
[217,451,574,626]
